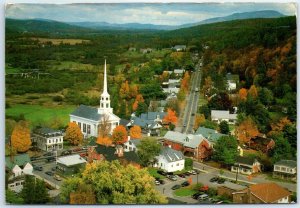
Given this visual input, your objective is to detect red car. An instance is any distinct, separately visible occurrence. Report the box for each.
[73,147,82,152]
[80,153,87,157]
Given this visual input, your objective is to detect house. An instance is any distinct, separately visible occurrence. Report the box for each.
[232,183,291,203]
[195,127,226,146]
[250,135,275,153]
[211,110,237,124]
[226,73,239,91]
[273,160,297,181]
[148,100,167,112]
[57,154,87,174]
[124,137,141,152]
[154,147,185,173]
[173,69,184,77]
[70,60,120,137]
[32,127,63,152]
[140,48,153,54]
[127,112,166,136]
[231,156,262,175]
[163,131,212,161]
[168,79,181,88]
[162,87,180,94]
[217,184,246,200]
[5,154,33,193]
[172,45,186,52]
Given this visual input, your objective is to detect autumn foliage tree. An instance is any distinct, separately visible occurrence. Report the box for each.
[239,88,248,101]
[96,136,113,147]
[129,125,142,139]
[11,121,31,153]
[269,117,291,136]
[65,122,83,145]
[248,85,258,99]
[132,94,144,111]
[163,108,178,125]
[193,114,205,130]
[112,125,128,144]
[235,117,259,146]
[180,72,190,93]
[70,184,96,205]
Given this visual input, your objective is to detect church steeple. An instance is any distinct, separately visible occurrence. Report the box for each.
[98,60,113,114]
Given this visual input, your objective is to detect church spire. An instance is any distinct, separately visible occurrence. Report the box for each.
[103,59,108,94]
[98,59,112,114]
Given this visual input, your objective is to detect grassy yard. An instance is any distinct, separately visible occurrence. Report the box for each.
[174,187,197,197]
[147,167,166,179]
[6,104,75,128]
[198,93,207,106]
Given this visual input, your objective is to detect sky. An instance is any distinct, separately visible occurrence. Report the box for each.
[4,2,298,25]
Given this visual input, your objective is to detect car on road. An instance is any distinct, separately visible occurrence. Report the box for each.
[209,177,219,183]
[61,150,72,156]
[157,170,168,176]
[177,173,186,178]
[33,166,43,171]
[167,175,177,181]
[171,185,181,190]
[183,124,187,127]
[43,152,53,157]
[82,146,88,150]
[155,178,165,185]
[217,178,226,184]
[188,170,197,175]
[45,171,54,176]
[54,174,62,181]
[181,181,190,187]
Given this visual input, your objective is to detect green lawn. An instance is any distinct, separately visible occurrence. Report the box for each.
[147,167,166,179]
[6,104,76,128]
[174,187,197,197]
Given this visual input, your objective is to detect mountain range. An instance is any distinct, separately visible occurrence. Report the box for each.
[6,10,285,33]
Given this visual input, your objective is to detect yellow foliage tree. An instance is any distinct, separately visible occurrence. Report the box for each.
[235,117,259,146]
[130,125,142,139]
[69,184,96,205]
[96,136,113,147]
[11,121,31,153]
[248,85,258,99]
[65,122,83,145]
[194,114,205,130]
[163,108,178,125]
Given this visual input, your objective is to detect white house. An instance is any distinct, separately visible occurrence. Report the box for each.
[70,60,120,137]
[273,160,297,181]
[5,154,33,193]
[32,127,63,152]
[173,69,184,76]
[163,87,180,94]
[154,147,185,173]
[211,110,237,124]
[173,45,186,52]
[124,137,141,152]
[227,81,237,91]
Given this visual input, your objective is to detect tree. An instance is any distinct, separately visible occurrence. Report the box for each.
[184,158,193,169]
[5,119,17,137]
[60,161,167,204]
[194,114,205,130]
[129,125,142,139]
[132,94,144,111]
[248,85,258,99]
[70,183,96,204]
[11,121,31,153]
[112,125,128,145]
[212,136,238,166]
[269,133,293,163]
[269,117,291,136]
[258,87,273,107]
[64,122,83,145]
[235,117,259,146]
[96,136,113,147]
[119,80,130,99]
[163,108,178,125]
[208,92,232,111]
[219,121,229,134]
[202,76,213,96]
[98,114,111,139]
[135,102,148,117]
[21,175,49,204]
[6,189,24,204]
[239,88,248,101]
[137,137,161,166]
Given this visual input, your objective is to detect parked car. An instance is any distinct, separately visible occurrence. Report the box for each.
[157,170,168,176]
[217,178,226,184]
[171,185,181,190]
[45,171,54,176]
[178,173,186,178]
[198,194,209,201]
[192,192,202,199]
[53,174,62,181]
[33,166,43,171]
[181,181,190,187]
[51,166,57,171]
[155,180,160,185]
[61,150,72,156]
[155,178,165,185]
[167,175,177,181]
[72,147,82,152]
[188,170,197,175]
[43,152,53,157]
[209,177,219,183]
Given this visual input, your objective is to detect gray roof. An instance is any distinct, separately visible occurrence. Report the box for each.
[195,127,226,143]
[57,154,87,167]
[70,105,101,121]
[160,147,184,162]
[34,127,63,137]
[130,139,141,146]
[139,112,166,121]
[211,110,237,120]
[173,45,186,50]
[174,69,184,74]
[226,73,240,82]
[164,131,207,148]
[274,160,297,168]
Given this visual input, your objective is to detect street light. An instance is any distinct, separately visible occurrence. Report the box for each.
[197,171,199,184]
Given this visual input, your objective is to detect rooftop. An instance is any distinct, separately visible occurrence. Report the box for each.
[164,131,208,148]
[235,156,259,166]
[57,154,87,166]
[5,154,31,170]
[274,160,297,168]
[195,127,226,143]
[70,104,101,121]
[211,110,237,120]
[160,147,184,162]
[34,127,63,137]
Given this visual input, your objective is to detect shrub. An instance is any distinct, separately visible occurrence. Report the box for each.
[185,158,193,169]
[52,95,63,102]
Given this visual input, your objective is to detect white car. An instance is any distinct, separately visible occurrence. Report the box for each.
[155,180,160,185]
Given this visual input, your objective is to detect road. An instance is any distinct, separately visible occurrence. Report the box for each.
[180,59,202,134]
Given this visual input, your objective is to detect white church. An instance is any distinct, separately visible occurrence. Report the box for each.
[70,60,120,138]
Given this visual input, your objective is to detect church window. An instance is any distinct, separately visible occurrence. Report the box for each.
[83,124,86,133]
[78,122,81,129]
[106,97,108,100]
[106,104,108,108]
[101,103,104,108]
[102,97,104,100]
[87,125,91,134]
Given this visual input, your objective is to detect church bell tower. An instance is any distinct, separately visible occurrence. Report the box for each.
[98,59,113,114]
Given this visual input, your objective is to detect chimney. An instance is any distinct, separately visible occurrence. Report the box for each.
[115,145,124,157]
[128,136,131,141]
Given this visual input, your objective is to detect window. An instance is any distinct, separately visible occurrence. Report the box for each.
[9,184,14,188]
[101,103,104,108]
[83,124,86,133]
[275,166,280,171]
[129,147,132,151]
[177,163,179,166]
[106,104,109,108]
[87,125,91,134]
[106,97,108,100]
[56,139,58,143]
[49,139,51,144]
[129,141,132,145]
[133,148,136,151]
[16,182,20,186]
[78,122,81,129]
[125,145,127,149]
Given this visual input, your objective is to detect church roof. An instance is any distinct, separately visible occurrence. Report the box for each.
[70,105,101,121]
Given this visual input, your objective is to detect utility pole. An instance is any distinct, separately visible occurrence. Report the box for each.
[235,164,240,183]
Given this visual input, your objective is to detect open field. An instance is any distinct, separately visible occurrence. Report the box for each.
[6,104,76,128]
[29,37,90,45]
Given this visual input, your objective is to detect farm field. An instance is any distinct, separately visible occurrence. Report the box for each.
[6,104,76,128]
[29,37,90,45]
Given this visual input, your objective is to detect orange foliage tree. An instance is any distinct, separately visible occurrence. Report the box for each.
[69,184,96,205]
[180,72,190,93]
[193,114,205,130]
[130,125,142,139]
[11,121,31,153]
[235,117,259,146]
[132,94,144,111]
[248,85,258,99]
[239,88,248,101]
[163,108,178,125]
[269,117,292,136]
[96,136,113,147]
[119,80,130,99]
[65,122,83,145]
[112,125,128,145]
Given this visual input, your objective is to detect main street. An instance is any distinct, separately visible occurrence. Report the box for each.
[178,58,202,134]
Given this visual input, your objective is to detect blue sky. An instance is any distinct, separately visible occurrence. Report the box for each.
[5,3,297,25]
